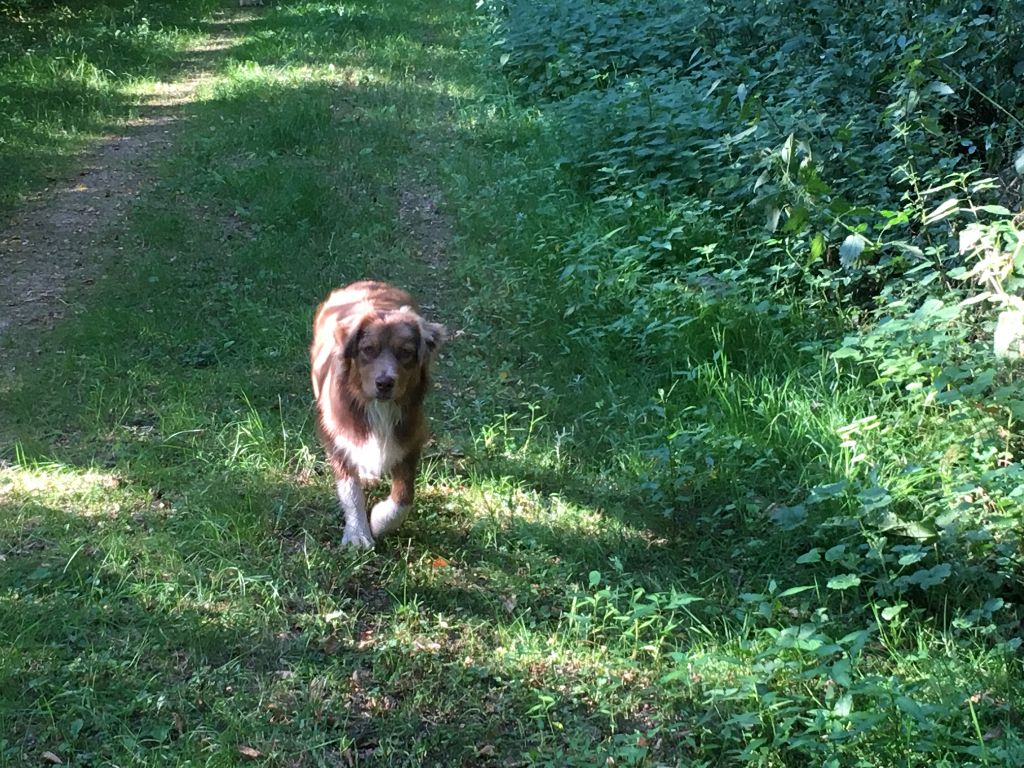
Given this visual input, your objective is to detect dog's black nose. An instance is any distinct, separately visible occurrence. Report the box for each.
[376,376,395,396]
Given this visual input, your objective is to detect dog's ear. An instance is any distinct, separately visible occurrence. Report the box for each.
[336,313,369,360]
[418,320,447,362]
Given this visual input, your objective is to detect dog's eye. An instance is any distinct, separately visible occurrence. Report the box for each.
[397,345,417,362]
[359,344,379,358]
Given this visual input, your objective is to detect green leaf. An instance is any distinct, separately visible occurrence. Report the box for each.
[827,574,861,590]
[588,570,601,588]
[659,669,689,684]
[829,197,853,215]
[891,241,924,258]
[807,480,849,504]
[858,485,891,512]
[895,695,927,721]
[881,602,907,621]
[769,503,806,529]
[831,346,862,361]
[923,197,959,224]
[830,659,853,688]
[900,521,938,540]
[777,584,815,598]
[665,591,704,608]
[824,544,846,562]
[897,549,927,566]
[904,563,951,589]
[796,548,821,564]
[979,204,1012,216]
[994,309,1024,359]
[810,232,825,261]
[783,206,808,233]
[774,623,825,651]
[924,81,954,96]
[833,691,854,716]
[779,132,796,174]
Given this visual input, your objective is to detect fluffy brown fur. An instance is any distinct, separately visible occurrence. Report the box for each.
[310,280,446,548]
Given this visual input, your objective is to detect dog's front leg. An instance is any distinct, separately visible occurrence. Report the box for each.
[335,473,375,548]
[370,450,418,538]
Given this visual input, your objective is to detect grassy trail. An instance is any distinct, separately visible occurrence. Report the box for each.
[1,1,1021,767]
[0,2,683,765]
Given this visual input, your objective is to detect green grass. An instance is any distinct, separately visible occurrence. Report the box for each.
[1,0,1022,766]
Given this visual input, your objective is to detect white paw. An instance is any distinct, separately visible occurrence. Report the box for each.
[341,526,375,549]
[370,499,410,538]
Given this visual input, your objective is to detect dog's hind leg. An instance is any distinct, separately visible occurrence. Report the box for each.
[370,450,418,538]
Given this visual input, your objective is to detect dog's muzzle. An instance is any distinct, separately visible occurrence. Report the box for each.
[375,375,396,398]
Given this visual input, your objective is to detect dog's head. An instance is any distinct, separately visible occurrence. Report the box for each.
[338,307,446,403]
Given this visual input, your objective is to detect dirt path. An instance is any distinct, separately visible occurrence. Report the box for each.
[0,15,247,382]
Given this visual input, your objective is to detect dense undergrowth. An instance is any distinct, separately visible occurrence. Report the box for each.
[478,0,1024,762]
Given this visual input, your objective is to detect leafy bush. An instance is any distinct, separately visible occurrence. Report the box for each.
[486,0,1024,761]
[488,0,1024,536]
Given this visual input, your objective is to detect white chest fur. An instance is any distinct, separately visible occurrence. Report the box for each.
[334,400,404,482]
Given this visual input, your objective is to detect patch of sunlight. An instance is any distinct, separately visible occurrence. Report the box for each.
[469,482,630,540]
[125,77,209,110]
[201,60,393,100]
[118,25,241,111]
[0,461,125,515]
[489,626,650,684]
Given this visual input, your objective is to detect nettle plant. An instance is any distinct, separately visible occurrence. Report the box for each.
[496,1,1022,330]
[489,0,1024,545]
[491,0,1024,286]
[958,200,1024,360]
[788,191,1024,614]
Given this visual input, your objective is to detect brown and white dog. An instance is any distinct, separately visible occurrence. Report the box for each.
[310,280,446,548]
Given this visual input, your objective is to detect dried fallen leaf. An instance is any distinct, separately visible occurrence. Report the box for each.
[431,556,450,568]
[41,752,63,765]
[321,634,341,655]
[477,744,496,757]
[238,745,261,759]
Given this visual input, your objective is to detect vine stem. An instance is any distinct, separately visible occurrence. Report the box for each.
[941,63,1024,132]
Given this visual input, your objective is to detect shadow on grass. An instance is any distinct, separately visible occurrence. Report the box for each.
[1,457,700,765]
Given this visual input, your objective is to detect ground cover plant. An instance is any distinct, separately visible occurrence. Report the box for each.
[0,0,1022,766]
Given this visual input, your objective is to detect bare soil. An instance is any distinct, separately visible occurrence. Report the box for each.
[398,185,452,276]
